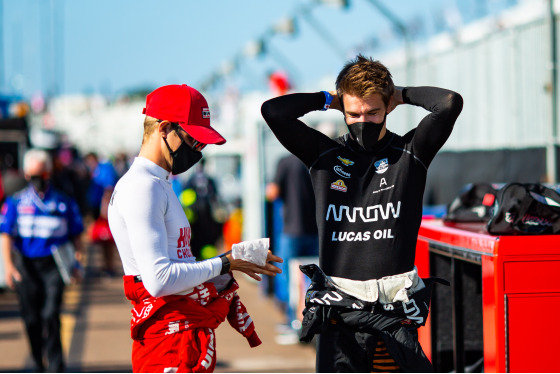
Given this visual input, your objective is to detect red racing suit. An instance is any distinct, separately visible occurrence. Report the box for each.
[123,275,261,373]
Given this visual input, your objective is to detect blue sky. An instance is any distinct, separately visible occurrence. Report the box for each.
[1,0,518,98]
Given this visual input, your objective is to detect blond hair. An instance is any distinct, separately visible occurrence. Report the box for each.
[142,116,160,143]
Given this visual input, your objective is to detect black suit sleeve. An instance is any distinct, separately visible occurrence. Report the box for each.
[261,93,340,168]
[403,86,463,166]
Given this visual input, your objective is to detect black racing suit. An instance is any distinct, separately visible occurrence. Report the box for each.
[261,87,463,372]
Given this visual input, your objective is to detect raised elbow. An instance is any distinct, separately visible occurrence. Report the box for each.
[261,100,274,121]
[447,92,464,115]
[261,97,288,123]
[437,92,463,123]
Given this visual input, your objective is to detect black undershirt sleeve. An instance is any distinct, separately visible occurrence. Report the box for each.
[261,93,339,168]
[404,86,464,166]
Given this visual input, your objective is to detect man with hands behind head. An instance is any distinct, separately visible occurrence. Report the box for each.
[262,55,462,372]
[108,84,282,373]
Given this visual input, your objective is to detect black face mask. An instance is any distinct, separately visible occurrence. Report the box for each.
[346,114,387,152]
[163,136,202,175]
[29,176,49,193]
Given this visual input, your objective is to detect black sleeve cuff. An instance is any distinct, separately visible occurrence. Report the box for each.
[402,87,411,104]
[219,254,231,275]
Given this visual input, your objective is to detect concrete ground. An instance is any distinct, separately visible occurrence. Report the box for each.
[0,244,316,373]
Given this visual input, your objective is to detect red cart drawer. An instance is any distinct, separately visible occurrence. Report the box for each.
[507,293,560,373]
[504,261,560,294]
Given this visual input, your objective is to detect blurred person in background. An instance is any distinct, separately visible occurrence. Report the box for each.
[262,54,463,372]
[107,84,282,372]
[51,146,90,217]
[268,70,292,96]
[222,197,243,256]
[112,151,131,179]
[0,148,84,372]
[84,152,118,221]
[0,171,4,205]
[1,166,28,199]
[90,185,117,277]
[265,153,318,345]
[85,152,118,276]
[181,158,224,260]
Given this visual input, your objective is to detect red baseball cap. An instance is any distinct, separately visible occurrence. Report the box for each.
[142,84,226,145]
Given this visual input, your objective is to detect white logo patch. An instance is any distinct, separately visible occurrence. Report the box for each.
[374,158,389,174]
[333,165,351,178]
[202,107,210,119]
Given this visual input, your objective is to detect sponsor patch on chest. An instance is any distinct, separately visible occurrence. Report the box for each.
[330,229,394,241]
[374,158,389,174]
[330,179,348,192]
[333,165,351,178]
[337,156,354,166]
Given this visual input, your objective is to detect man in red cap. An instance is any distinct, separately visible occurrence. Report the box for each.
[108,84,282,373]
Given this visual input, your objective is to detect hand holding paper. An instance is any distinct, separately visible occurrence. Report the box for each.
[232,238,270,266]
[226,238,283,281]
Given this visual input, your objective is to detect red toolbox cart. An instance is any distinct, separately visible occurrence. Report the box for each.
[416,219,560,373]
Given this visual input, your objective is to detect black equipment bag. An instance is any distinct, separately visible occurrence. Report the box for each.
[487,183,560,235]
[444,183,500,223]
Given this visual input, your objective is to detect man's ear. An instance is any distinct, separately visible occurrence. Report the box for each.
[158,120,172,137]
[386,95,395,115]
